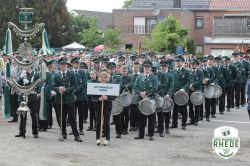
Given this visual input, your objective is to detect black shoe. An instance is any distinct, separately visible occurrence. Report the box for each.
[75,136,83,142]
[129,127,134,131]
[241,104,246,107]
[194,122,198,126]
[187,121,194,125]
[182,126,187,130]
[111,121,115,125]
[79,130,84,135]
[165,129,170,134]
[227,108,230,112]
[116,134,121,138]
[236,106,240,109]
[83,120,87,123]
[63,135,67,139]
[39,128,47,132]
[33,134,39,138]
[211,115,216,118]
[15,133,24,137]
[220,112,224,114]
[122,130,128,135]
[134,127,138,131]
[159,133,164,137]
[92,127,96,131]
[170,125,177,129]
[146,133,149,137]
[47,126,52,129]
[8,119,18,123]
[134,135,144,139]
[199,117,203,121]
[206,118,210,122]
[87,127,93,131]
[69,131,73,135]
[149,136,154,141]
[66,122,70,126]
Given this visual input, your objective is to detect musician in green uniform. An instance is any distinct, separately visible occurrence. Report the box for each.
[171,56,190,130]
[188,59,204,126]
[107,62,123,138]
[157,60,174,136]
[134,60,158,140]
[223,56,237,112]
[53,57,82,142]
[232,52,243,109]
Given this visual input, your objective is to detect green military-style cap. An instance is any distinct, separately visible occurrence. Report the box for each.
[45,59,55,66]
[70,57,80,63]
[107,62,116,69]
[143,60,152,67]
[58,57,68,65]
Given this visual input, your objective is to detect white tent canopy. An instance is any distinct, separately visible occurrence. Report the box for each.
[62,42,85,50]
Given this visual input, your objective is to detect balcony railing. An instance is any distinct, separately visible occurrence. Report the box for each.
[108,24,156,34]
[214,18,250,36]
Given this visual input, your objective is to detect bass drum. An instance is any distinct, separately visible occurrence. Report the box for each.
[213,85,222,98]
[204,85,214,99]
[118,91,132,107]
[174,91,189,106]
[111,98,123,115]
[190,92,205,106]
[138,98,156,116]
[155,94,164,109]
[162,97,174,113]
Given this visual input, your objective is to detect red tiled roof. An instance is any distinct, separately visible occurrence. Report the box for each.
[209,0,250,10]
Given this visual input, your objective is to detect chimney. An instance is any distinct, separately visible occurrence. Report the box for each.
[173,0,181,8]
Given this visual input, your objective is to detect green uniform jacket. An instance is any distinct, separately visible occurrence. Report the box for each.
[121,75,132,93]
[134,73,158,99]
[173,68,190,92]
[190,68,204,92]
[109,74,122,85]
[241,60,249,84]
[202,66,215,86]
[53,71,77,104]
[232,61,243,84]
[157,71,174,97]
[74,69,88,101]
[212,66,226,88]
[223,64,237,88]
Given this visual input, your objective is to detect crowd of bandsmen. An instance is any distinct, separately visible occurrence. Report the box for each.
[2,50,250,146]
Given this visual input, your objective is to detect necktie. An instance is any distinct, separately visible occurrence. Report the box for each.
[75,71,78,76]
[146,75,148,79]
[62,73,66,79]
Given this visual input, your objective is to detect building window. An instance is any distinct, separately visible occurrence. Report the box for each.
[146,18,157,33]
[196,17,204,28]
[134,17,145,34]
[196,46,203,54]
[125,44,133,50]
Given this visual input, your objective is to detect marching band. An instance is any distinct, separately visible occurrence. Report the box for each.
[2,50,250,146]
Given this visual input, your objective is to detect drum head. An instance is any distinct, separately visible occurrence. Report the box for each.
[155,95,164,108]
[119,92,132,107]
[204,86,214,99]
[111,99,123,115]
[174,91,189,106]
[190,92,204,105]
[213,85,222,98]
[139,99,156,115]
[162,98,174,112]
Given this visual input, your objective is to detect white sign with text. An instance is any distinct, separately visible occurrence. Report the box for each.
[87,83,120,96]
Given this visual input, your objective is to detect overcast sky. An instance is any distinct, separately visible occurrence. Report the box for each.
[67,0,125,12]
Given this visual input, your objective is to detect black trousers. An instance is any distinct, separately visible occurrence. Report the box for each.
[233,83,241,107]
[225,86,234,109]
[219,87,226,112]
[205,98,213,118]
[114,114,122,134]
[10,93,19,121]
[130,104,139,128]
[48,96,59,127]
[241,82,246,105]
[82,100,88,121]
[95,101,111,141]
[88,99,96,128]
[38,100,50,130]
[121,106,130,131]
[248,110,250,119]
[172,103,187,127]
[189,101,200,123]
[75,100,86,130]
[157,111,171,133]
[199,103,204,119]
[138,112,155,137]
[58,103,79,137]
[19,101,39,135]
[211,98,217,115]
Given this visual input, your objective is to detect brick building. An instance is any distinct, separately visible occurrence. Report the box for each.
[112,0,250,56]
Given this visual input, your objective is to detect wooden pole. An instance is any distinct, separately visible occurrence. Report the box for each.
[100,101,104,145]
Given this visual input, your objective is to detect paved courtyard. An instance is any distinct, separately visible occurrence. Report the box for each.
[0,107,250,166]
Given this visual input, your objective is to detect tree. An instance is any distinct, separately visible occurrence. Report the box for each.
[71,14,98,43]
[79,27,102,48]
[103,28,121,49]
[145,16,189,53]
[122,0,133,9]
